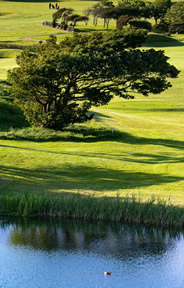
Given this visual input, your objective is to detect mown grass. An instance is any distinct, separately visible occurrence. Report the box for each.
[0,38,184,208]
[0,58,17,79]
[0,0,116,43]
[0,1,184,225]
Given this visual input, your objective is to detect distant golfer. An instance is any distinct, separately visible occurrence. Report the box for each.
[49,3,51,9]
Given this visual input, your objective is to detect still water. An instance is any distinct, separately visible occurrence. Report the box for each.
[0,217,184,288]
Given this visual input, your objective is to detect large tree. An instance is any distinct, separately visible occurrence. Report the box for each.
[8,30,179,130]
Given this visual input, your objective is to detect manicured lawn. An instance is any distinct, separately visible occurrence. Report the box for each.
[0,57,17,79]
[0,0,184,206]
[0,67,184,205]
[0,0,116,43]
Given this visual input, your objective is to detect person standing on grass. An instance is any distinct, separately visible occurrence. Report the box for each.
[55,3,58,8]
[49,3,51,9]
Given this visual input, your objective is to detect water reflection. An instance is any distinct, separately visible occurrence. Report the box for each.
[0,217,184,288]
[1,217,181,257]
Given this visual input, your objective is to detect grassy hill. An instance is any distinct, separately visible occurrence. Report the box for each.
[0,0,184,209]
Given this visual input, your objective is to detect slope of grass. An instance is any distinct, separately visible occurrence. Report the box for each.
[0,58,17,79]
[0,0,116,44]
[0,83,184,206]
[0,1,184,211]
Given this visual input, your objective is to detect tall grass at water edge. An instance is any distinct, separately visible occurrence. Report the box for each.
[0,193,184,228]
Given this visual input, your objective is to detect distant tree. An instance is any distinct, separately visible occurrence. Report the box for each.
[153,0,172,24]
[52,8,73,27]
[116,15,132,29]
[118,0,145,8]
[169,23,184,33]
[129,20,152,31]
[101,0,115,7]
[141,3,153,20]
[66,14,80,24]
[165,1,184,24]
[85,1,114,26]
[52,8,67,26]
[83,3,104,26]
[8,31,179,130]
[98,8,114,28]
[73,16,89,26]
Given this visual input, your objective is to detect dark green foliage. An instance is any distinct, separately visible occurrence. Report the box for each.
[165,2,184,24]
[100,0,114,7]
[8,30,179,130]
[152,22,169,33]
[66,14,80,23]
[52,8,67,26]
[169,23,184,34]
[73,16,89,26]
[52,8,73,26]
[116,15,132,29]
[118,0,145,8]
[129,20,152,31]
[0,80,11,101]
[153,0,172,24]
[0,193,184,228]
[98,7,143,20]
[0,100,28,131]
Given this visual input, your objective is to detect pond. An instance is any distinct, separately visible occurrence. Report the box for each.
[0,217,184,288]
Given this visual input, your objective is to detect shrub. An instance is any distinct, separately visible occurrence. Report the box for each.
[152,22,168,33]
[129,20,152,31]
[169,23,184,34]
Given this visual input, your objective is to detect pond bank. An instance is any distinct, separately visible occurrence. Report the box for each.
[0,193,184,228]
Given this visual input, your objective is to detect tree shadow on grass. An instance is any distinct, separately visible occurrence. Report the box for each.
[1,126,184,150]
[0,164,183,194]
[0,103,184,150]
[144,34,184,47]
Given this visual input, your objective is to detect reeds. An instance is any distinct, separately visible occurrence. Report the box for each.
[0,193,184,228]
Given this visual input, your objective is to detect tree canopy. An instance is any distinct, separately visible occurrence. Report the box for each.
[165,1,184,24]
[153,0,172,24]
[8,30,179,130]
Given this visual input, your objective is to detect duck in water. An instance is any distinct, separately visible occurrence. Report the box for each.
[104,272,112,276]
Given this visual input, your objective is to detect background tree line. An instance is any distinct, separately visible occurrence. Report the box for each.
[51,0,184,34]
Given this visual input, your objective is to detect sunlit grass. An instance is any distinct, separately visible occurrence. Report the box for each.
[0,58,17,79]
[0,0,184,213]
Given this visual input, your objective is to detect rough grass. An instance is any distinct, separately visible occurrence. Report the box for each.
[0,192,184,228]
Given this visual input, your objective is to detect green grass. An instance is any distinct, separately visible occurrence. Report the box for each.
[0,1,184,222]
[0,86,184,206]
[0,0,116,43]
[0,58,17,79]
[0,192,184,227]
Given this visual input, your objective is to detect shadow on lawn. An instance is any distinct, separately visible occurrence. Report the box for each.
[0,163,183,193]
[144,34,184,47]
[1,126,184,150]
